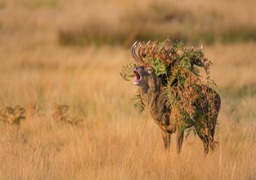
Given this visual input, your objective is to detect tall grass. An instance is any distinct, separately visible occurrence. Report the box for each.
[0,0,256,179]
[0,44,256,179]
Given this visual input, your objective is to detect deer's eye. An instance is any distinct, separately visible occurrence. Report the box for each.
[145,67,154,74]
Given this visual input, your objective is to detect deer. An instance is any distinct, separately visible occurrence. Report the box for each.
[131,41,221,154]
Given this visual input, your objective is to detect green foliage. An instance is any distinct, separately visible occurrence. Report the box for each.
[153,58,166,76]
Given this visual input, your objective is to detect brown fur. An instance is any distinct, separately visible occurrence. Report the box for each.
[134,66,221,154]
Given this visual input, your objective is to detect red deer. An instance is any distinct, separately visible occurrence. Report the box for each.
[131,41,221,154]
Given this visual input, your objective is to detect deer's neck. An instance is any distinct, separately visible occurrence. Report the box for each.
[139,77,171,127]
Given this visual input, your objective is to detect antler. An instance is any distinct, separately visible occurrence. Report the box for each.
[131,41,158,65]
[131,41,145,65]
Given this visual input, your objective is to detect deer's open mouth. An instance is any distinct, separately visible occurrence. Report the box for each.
[133,70,141,85]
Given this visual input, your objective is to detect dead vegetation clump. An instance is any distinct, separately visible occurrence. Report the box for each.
[52,104,83,125]
[0,105,26,125]
[0,103,84,126]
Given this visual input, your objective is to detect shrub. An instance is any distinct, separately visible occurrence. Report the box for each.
[0,105,26,125]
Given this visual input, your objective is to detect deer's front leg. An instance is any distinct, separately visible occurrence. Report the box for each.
[162,131,171,149]
[176,130,184,153]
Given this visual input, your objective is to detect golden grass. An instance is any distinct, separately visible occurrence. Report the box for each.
[0,0,256,179]
[0,43,255,179]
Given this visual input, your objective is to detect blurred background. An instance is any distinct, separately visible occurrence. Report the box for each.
[1,0,256,47]
[1,0,255,117]
[0,0,255,179]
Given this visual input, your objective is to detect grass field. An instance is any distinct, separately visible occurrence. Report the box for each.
[0,0,256,179]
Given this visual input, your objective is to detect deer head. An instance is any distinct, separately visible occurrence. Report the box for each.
[131,42,161,92]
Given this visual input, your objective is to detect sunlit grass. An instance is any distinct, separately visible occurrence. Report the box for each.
[0,0,256,179]
[0,43,255,179]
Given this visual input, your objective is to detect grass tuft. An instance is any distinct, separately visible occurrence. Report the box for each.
[0,105,26,125]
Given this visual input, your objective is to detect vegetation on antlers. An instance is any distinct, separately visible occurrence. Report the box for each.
[120,39,219,142]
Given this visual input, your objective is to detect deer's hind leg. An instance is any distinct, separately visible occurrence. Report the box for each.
[209,112,219,151]
[196,130,210,155]
[209,91,221,151]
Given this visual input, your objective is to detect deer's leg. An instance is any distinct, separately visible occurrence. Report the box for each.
[209,92,221,151]
[162,131,171,150]
[196,131,209,155]
[209,113,219,151]
[208,122,216,151]
[176,130,184,153]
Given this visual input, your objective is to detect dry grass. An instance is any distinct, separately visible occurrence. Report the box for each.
[0,0,256,179]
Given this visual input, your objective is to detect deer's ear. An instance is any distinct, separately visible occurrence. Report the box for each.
[145,67,154,74]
